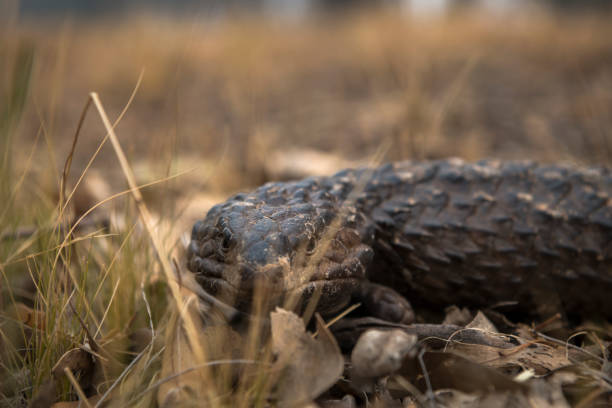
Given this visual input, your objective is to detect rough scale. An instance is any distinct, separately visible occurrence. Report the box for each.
[187,159,612,322]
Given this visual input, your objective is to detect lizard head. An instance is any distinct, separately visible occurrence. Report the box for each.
[187,177,374,316]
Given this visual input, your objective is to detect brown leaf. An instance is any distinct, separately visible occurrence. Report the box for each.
[442,306,473,326]
[29,380,57,408]
[400,352,526,395]
[318,394,357,408]
[13,302,45,330]
[465,311,498,333]
[65,303,116,393]
[50,394,101,408]
[432,389,544,408]
[447,340,572,375]
[271,308,344,407]
[129,327,153,355]
[526,377,572,408]
[52,348,95,383]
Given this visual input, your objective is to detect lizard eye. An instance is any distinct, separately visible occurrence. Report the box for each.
[221,227,233,251]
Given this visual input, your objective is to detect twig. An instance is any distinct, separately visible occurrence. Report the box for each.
[417,349,436,408]
[131,359,260,403]
[60,97,91,214]
[533,313,562,331]
[90,92,210,385]
[0,216,108,241]
[533,330,605,364]
[64,367,93,408]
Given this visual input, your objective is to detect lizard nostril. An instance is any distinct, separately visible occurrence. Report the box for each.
[305,237,317,255]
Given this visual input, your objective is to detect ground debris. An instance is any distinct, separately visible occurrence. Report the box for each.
[442,305,473,327]
[271,308,344,407]
[350,329,418,392]
[316,311,611,407]
[49,395,102,408]
[11,303,46,331]
[157,289,218,407]
[27,329,109,408]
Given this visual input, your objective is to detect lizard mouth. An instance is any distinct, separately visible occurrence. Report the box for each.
[194,273,362,316]
[189,238,373,292]
[188,221,375,316]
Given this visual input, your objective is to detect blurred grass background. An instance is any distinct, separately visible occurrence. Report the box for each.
[1,1,611,405]
[4,2,612,198]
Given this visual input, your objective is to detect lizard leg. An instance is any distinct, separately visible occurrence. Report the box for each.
[353,282,414,324]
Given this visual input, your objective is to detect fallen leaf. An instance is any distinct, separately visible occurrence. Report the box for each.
[400,352,526,395]
[52,349,92,378]
[13,302,45,330]
[271,308,344,407]
[52,348,95,388]
[28,380,57,408]
[447,340,572,375]
[431,388,542,408]
[129,327,153,355]
[318,394,357,408]
[466,311,498,333]
[526,377,571,408]
[442,306,473,326]
[50,394,101,408]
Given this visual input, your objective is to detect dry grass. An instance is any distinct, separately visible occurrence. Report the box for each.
[7,10,612,188]
[1,8,611,407]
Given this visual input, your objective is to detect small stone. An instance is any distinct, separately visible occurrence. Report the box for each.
[351,329,418,379]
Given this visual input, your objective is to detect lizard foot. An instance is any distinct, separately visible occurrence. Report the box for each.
[353,282,414,324]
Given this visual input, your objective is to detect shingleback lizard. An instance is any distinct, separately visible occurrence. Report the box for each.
[187,159,612,323]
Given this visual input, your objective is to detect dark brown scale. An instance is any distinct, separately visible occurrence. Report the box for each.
[188,159,612,321]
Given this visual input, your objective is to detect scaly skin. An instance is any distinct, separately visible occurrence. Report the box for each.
[187,159,612,321]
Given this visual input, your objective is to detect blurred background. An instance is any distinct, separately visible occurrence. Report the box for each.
[2,0,611,230]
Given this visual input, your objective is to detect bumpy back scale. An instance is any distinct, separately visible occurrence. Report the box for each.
[188,159,612,320]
